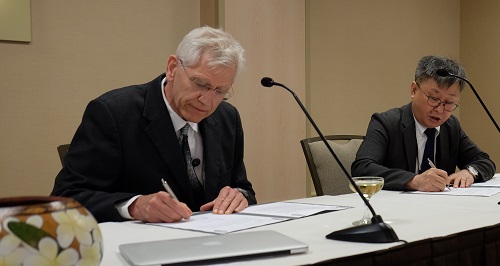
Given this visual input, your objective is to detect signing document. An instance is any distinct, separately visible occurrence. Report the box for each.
[407,174,500,197]
[150,202,350,234]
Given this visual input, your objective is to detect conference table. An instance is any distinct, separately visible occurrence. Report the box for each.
[99,176,500,265]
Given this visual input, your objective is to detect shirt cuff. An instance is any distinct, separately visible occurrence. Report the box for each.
[115,195,141,220]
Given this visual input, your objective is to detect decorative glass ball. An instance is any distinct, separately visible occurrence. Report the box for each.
[0,196,102,266]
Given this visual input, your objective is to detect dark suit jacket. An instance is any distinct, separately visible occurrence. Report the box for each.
[51,74,256,222]
[352,103,496,190]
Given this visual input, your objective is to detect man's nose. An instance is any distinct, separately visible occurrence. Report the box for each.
[198,88,215,105]
[434,102,446,113]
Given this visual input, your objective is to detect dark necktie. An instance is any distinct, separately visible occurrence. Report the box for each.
[179,124,204,205]
[420,128,437,173]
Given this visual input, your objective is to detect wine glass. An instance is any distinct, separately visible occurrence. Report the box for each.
[349,177,384,225]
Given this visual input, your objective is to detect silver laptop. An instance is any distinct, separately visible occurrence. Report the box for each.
[119,230,308,266]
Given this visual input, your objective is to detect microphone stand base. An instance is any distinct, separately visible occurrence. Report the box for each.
[326,221,399,243]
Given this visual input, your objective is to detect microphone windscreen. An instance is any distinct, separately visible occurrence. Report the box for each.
[192,158,200,167]
[261,77,274,87]
[436,69,449,77]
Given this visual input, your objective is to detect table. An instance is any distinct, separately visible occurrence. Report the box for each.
[99,183,500,265]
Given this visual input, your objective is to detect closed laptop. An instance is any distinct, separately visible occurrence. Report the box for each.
[119,230,308,265]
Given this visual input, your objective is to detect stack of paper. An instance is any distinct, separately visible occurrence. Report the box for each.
[151,202,350,234]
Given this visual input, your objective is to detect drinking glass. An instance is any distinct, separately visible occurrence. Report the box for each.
[349,177,384,225]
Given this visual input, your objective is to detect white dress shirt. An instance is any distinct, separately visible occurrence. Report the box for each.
[413,116,440,174]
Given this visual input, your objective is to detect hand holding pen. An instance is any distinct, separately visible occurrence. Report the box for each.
[125,179,192,223]
[427,158,451,191]
[161,178,179,200]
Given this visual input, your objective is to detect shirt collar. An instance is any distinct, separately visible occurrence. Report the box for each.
[413,115,440,138]
[161,77,199,133]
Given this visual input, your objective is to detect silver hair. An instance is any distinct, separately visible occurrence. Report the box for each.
[415,55,467,91]
[176,26,245,78]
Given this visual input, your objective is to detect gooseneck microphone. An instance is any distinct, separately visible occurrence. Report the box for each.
[436,69,499,133]
[261,77,399,243]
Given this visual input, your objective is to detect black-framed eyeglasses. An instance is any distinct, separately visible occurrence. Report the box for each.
[179,59,233,101]
[415,81,460,112]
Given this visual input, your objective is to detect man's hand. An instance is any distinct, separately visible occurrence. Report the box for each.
[129,192,192,223]
[449,170,475,188]
[200,186,248,214]
[406,168,449,192]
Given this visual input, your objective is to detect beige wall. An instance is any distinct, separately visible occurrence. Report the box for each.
[308,0,460,137]
[460,0,500,168]
[0,0,497,200]
[0,0,201,197]
[308,0,498,193]
[307,0,459,195]
[307,0,498,194]
[0,0,307,203]
[223,0,307,202]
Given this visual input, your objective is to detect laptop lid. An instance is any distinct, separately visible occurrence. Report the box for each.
[119,230,308,266]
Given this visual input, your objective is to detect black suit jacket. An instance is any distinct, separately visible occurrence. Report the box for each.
[352,103,496,190]
[51,74,256,222]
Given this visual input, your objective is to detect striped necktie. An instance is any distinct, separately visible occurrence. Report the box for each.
[179,124,204,205]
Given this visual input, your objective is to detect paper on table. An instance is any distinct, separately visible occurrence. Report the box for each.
[151,213,288,234]
[471,176,500,187]
[407,187,500,197]
[240,202,351,218]
[150,202,350,234]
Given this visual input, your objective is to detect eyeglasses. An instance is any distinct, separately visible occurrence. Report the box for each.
[179,59,233,101]
[415,81,460,112]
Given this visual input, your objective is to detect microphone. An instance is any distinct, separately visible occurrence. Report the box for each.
[436,69,499,133]
[192,158,200,167]
[261,77,274,87]
[261,77,399,243]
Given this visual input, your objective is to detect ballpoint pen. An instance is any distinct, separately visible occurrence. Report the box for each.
[427,158,436,169]
[427,158,450,191]
[161,178,179,200]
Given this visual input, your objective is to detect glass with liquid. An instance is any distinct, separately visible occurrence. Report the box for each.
[349,177,384,225]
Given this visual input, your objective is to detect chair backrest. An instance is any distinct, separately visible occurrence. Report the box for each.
[300,135,364,196]
[57,144,70,166]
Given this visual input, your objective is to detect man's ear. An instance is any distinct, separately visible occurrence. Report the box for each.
[411,81,417,97]
[166,55,179,81]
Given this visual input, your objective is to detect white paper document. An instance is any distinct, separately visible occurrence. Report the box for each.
[240,202,350,218]
[407,186,500,197]
[151,202,350,234]
[471,177,500,187]
[152,213,289,234]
